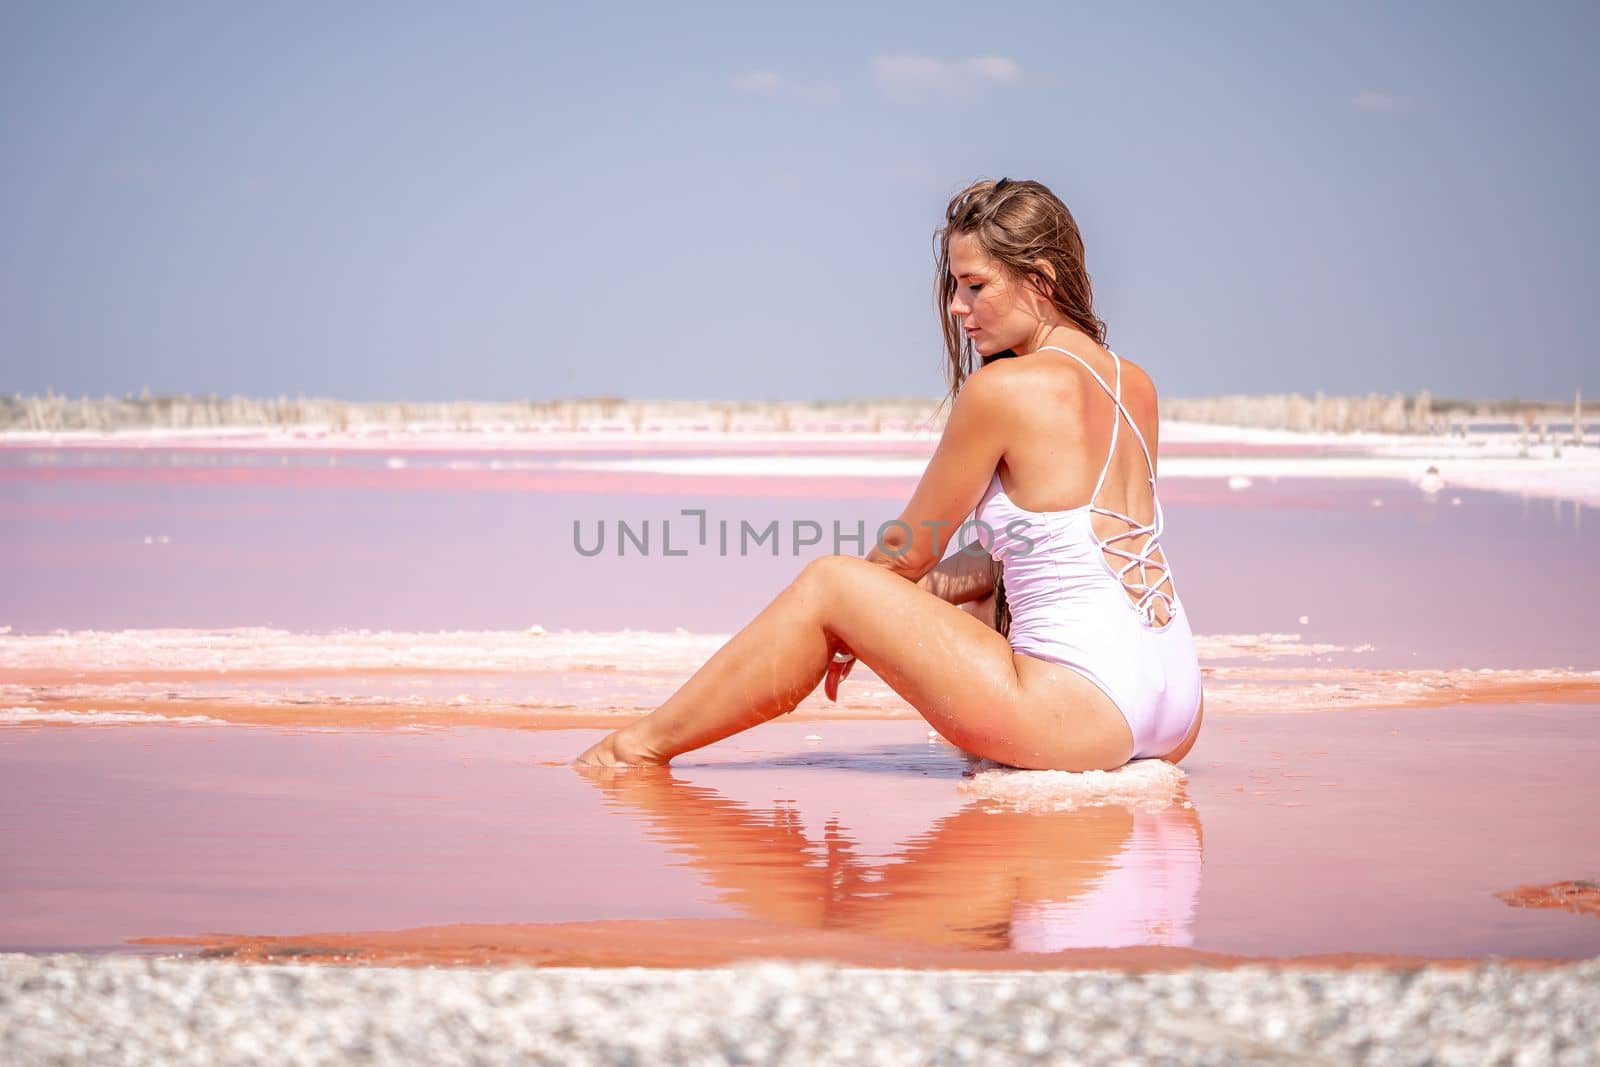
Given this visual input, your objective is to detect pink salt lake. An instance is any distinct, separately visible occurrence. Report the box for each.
[0,438,1595,966]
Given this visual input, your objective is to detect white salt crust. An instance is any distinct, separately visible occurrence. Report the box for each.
[960,758,1188,814]
[0,707,225,726]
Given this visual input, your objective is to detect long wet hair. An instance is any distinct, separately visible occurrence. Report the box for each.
[934,177,1108,638]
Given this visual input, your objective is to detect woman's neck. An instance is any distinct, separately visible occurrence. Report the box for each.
[1016,322,1088,358]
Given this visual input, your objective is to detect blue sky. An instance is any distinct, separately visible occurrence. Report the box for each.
[2,2,1594,403]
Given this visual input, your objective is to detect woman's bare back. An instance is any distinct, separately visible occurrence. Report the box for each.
[982,338,1172,625]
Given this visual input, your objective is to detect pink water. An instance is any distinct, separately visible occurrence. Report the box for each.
[1,441,1596,966]
[1,708,1596,961]
[1,445,1594,668]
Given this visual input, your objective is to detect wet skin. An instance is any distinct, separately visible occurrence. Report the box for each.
[576,235,1203,771]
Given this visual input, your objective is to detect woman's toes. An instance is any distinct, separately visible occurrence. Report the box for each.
[572,738,613,767]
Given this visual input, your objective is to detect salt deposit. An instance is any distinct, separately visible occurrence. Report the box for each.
[2,628,1593,728]
[0,707,225,726]
[7,954,1594,1066]
[0,627,1354,674]
[960,758,1188,813]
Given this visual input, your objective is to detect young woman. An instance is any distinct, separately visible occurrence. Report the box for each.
[576,177,1203,772]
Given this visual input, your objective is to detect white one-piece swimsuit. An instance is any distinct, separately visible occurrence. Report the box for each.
[973,345,1202,759]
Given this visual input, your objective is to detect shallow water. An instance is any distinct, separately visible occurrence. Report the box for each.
[1,708,1595,962]
[1,440,1596,968]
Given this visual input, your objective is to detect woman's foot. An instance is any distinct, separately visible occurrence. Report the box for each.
[573,727,667,768]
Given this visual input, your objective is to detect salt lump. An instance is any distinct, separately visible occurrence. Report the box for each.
[960,757,1187,813]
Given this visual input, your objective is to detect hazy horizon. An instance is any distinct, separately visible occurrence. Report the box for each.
[6,385,1588,411]
[3,2,1596,404]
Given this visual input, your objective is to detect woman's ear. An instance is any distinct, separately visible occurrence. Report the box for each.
[1028,258,1058,302]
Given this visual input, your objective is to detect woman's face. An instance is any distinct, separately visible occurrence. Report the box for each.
[946,232,1045,358]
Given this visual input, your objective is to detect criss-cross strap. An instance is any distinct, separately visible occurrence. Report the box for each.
[1036,344,1176,625]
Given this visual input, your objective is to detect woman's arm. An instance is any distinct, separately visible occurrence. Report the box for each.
[861,364,1013,583]
[864,523,999,602]
[915,547,999,606]
[826,366,1011,697]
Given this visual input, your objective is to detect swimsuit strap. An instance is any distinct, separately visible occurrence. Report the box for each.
[1035,344,1177,624]
[1035,345,1160,486]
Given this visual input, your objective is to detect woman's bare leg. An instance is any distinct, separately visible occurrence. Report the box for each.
[574,554,1134,770]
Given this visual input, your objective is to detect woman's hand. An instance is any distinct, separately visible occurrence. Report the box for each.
[916,546,1000,606]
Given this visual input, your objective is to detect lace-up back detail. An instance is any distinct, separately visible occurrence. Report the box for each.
[1037,345,1176,628]
[969,343,1201,757]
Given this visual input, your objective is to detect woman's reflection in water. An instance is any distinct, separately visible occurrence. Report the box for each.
[577,765,1204,952]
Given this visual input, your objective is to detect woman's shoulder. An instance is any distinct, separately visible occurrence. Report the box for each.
[963,341,1162,428]
[961,354,1053,403]
[958,357,1076,434]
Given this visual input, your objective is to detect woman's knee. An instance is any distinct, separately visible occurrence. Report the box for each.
[795,552,869,593]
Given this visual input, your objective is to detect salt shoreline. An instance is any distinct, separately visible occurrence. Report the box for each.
[0,626,1351,672]
[0,419,1572,448]
[3,626,1596,729]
